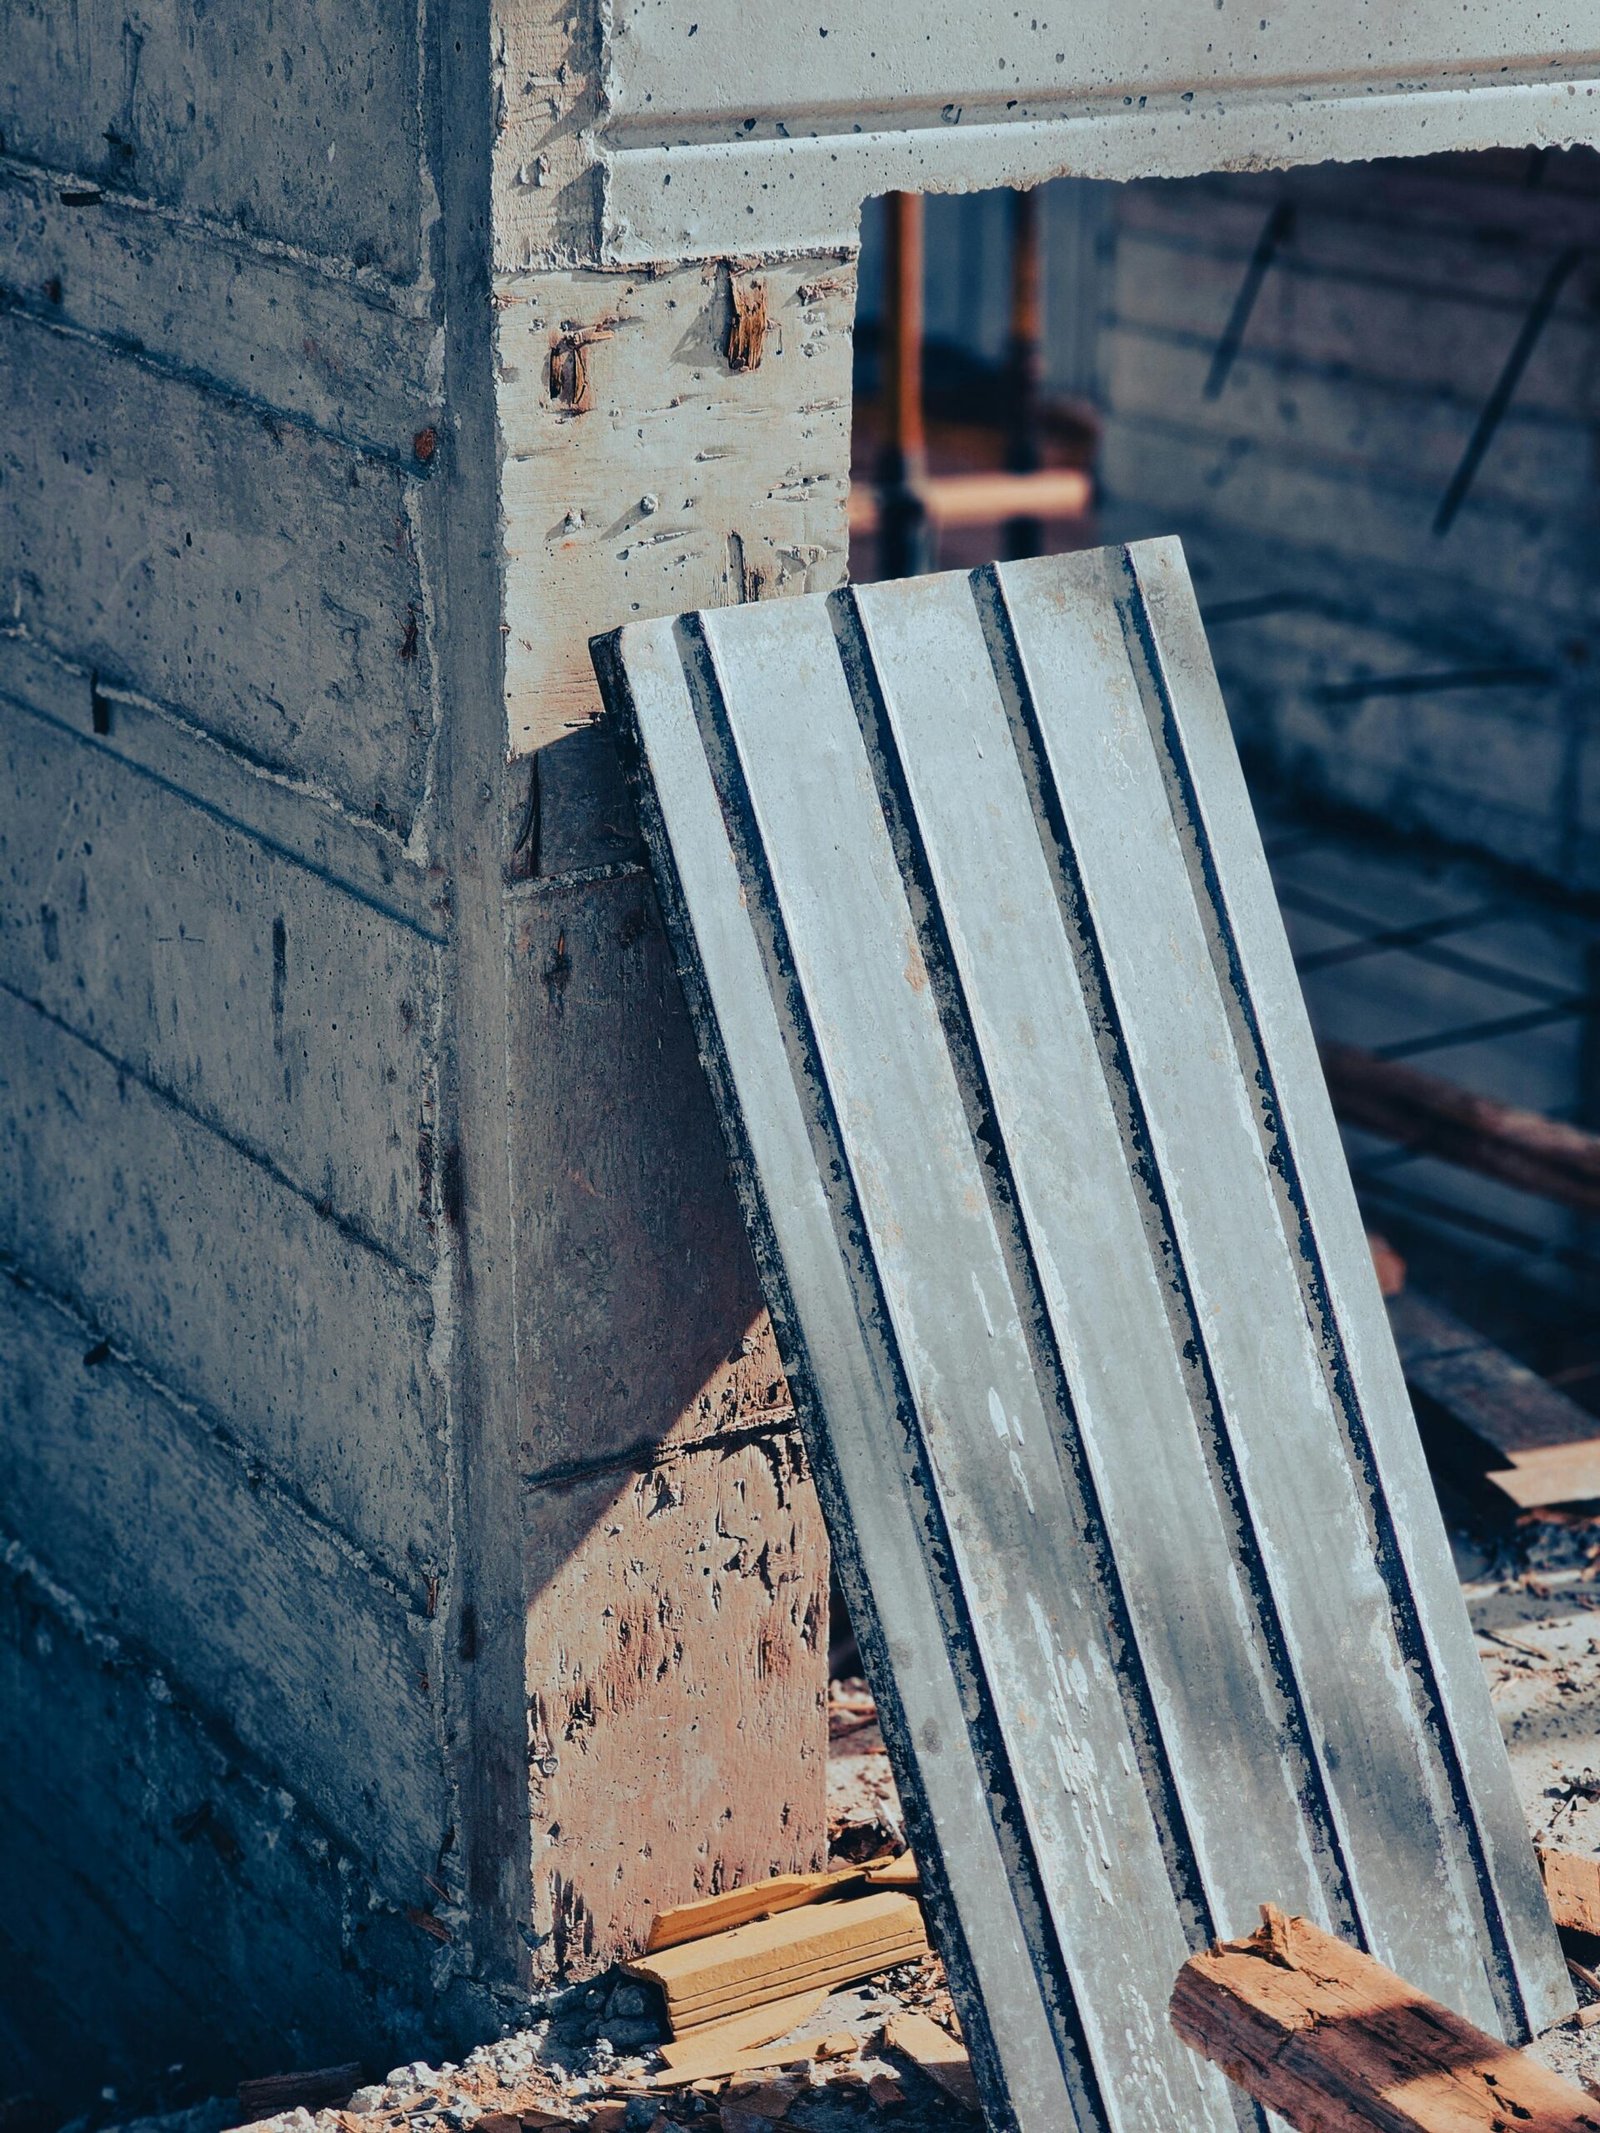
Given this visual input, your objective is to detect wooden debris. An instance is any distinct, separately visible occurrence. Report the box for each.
[237,2065,362,2118]
[1366,1231,1406,1299]
[582,2109,628,2133]
[726,275,768,372]
[864,1850,919,1890]
[882,2009,979,2111]
[1171,1906,1600,2131]
[718,2076,802,2131]
[646,1865,860,1952]
[846,466,1091,536]
[865,2073,907,2110]
[1391,1291,1600,1510]
[1564,1955,1600,2030]
[655,1989,830,2078]
[1541,1844,1600,1937]
[1324,1042,1600,1219]
[625,1890,929,2034]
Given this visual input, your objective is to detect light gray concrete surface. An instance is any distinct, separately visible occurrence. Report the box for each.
[7,0,1599,2114]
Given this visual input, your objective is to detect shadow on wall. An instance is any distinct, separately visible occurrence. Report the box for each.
[509,722,832,1983]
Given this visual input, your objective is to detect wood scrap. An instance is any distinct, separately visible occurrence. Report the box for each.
[1366,1231,1406,1299]
[625,1890,929,2034]
[864,1850,919,1890]
[237,2066,362,2118]
[718,2077,803,2132]
[655,1989,830,2074]
[1391,1291,1600,1510]
[1171,1905,1600,2131]
[646,1865,861,1952]
[1323,1042,1600,1218]
[1564,1955,1600,2030]
[882,2009,979,2112]
[1540,1843,1600,1937]
[656,2032,860,2089]
[847,466,1092,536]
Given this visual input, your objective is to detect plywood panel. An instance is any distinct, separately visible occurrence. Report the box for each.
[524,1434,829,1975]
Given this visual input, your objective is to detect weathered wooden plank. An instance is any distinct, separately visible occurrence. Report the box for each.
[522,1434,829,1979]
[0,165,438,455]
[0,990,446,1574]
[0,311,434,825]
[0,701,442,1272]
[0,1274,448,1893]
[1389,1290,1600,1508]
[497,259,854,753]
[624,1890,928,2032]
[596,539,1571,2131]
[0,0,424,277]
[647,1866,862,1954]
[1328,1050,1600,1219]
[1171,1907,1600,2133]
[0,1547,440,2089]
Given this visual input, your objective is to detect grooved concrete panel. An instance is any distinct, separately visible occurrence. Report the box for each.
[1,0,424,276]
[596,539,1571,2132]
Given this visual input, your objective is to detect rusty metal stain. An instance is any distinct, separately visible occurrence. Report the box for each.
[725,272,768,372]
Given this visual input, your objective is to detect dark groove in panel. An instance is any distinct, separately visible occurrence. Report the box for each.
[1116,557,1527,2039]
[971,565,1360,1955]
[827,585,1229,1977]
[657,614,1096,2132]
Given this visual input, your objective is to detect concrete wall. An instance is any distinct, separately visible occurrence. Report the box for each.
[1095,149,1600,896]
[0,0,838,2099]
[493,0,837,1981]
[0,2,500,2095]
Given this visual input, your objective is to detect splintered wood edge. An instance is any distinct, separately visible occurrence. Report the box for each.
[1170,1908,1600,2133]
[1540,1844,1600,1937]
